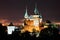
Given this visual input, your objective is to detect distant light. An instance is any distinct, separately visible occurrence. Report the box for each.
[2,24,5,26]
[44,26,48,28]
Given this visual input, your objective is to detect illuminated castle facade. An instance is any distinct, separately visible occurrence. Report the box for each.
[21,4,43,33]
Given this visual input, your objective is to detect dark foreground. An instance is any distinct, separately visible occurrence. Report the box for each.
[0,23,60,40]
[0,28,60,40]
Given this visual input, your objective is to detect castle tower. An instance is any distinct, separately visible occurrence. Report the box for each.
[33,3,41,27]
[24,7,29,25]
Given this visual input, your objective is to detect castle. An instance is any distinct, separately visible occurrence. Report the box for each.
[21,4,43,33]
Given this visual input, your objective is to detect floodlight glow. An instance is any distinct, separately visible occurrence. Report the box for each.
[7,26,15,34]
[34,19,39,26]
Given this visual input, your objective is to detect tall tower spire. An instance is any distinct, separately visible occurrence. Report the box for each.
[34,3,39,15]
[24,6,29,18]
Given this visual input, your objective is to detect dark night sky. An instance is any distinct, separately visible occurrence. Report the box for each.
[0,0,60,22]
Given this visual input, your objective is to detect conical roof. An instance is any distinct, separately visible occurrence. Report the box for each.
[24,7,29,18]
[34,3,39,15]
